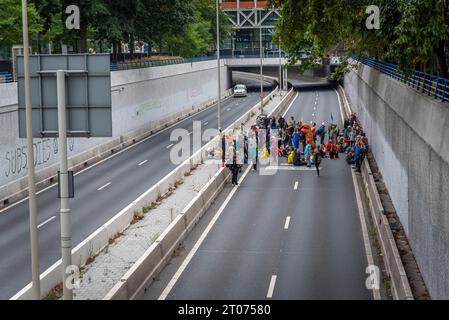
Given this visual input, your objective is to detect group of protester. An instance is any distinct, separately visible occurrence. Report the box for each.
[227,111,370,182]
[260,112,370,176]
[343,113,369,173]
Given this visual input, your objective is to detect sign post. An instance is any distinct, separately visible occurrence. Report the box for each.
[21,0,40,300]
[56,70,73,300]
[17,54,112,300]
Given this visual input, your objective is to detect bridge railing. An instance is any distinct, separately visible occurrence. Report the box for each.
[110,56,216,71]
[357,57,449,103]
[110,53,287,71]
[0,72,14,84]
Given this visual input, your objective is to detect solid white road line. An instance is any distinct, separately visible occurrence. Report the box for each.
[294,181,299,190]
[166,143,174,149]
[138,160,148,166]
[336,86,380,300]
[284,216,291,230]
[37,216,56,229]
[97,182,111,191]
[158,165,252,300]
[203,122,209,126]
[267,275,277,298]
[282,92,299,118]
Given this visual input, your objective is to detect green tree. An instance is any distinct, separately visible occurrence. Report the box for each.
[271,0,449,78]
[0,0,42,49]
[61,0,108,53]
[164,0,232,57]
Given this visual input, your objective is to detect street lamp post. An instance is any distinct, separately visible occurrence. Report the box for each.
[216,0,225,167]
[279,37,282,92]
[259,24,264,115]
[21,0,41,300]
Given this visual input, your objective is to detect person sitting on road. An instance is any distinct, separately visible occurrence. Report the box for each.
[326,140,338,159]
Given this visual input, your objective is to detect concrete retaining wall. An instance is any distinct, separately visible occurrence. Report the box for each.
[0,60,231,208]
[344,62,449,299]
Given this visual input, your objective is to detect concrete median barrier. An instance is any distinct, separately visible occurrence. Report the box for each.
[362,161,413,300]
[104,167,230,300]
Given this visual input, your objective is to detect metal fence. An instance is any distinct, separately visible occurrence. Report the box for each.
[110,56,216,71]
[0,72,13,83]
[357,57,449,103]
[109,53,287,71]
[3,53,286,79]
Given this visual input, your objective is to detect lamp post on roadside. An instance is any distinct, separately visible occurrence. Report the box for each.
[21,0,41,300]
[216,0,225,167]
[279,37,282,93]
[259,19,264,115]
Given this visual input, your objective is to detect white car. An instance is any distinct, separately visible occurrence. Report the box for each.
[233,84,247,97]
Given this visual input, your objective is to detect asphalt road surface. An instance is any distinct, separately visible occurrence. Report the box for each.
[0,92,264,299]
[148,88,372,300]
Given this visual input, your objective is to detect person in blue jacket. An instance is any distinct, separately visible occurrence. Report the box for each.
[293,129,300,152]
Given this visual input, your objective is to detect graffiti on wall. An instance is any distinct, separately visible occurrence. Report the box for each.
[3,138,75,178]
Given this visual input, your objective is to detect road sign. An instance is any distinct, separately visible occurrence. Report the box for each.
[16,54,112,138]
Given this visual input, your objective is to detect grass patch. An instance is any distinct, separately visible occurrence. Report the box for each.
[384,278,392,291]
[369,226,377,238]
[131,212,144,225]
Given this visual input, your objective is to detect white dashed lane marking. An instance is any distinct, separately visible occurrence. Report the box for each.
[37,216,56,229]
[138,160,148,166]
[97,182,111,191]
[267,275,277,298]
[284,216,291,230]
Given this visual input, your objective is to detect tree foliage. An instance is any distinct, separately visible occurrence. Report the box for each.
[270,0,449,78]
[0,0,42,48]
[1,0,229,58]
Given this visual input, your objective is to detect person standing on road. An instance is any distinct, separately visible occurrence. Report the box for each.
[231,163,240,185]
[304,142,312,167]
[293,129,300,152]
[317,122,326,145]
[290,116,296,127]
[313,146,325,177]
[354,140,364,173]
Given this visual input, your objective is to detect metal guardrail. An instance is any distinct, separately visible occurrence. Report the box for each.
[357,57,449,103]
[110,53,288,71]
[110,56,216,71]
[0,72,14,83]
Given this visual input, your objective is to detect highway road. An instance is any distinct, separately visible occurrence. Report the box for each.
[0,91,265,299]
[147,88,372,300]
